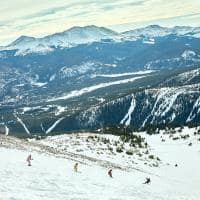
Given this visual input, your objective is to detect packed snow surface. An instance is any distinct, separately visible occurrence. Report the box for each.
[0,127,200,199]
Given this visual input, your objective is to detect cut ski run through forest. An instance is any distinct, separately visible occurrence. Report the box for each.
[0,127,200,200]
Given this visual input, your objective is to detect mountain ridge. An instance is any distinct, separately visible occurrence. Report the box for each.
[0,24,199,136]
[1,25,200,56]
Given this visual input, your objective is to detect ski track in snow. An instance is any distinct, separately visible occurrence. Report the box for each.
[48,76,146,102]
[170,113,176,122]
[14,114,31,135]
[141,88,170,128]
[186,96,200,122]
[154,90,183,118]
[120,95,136,126]
[141,86,198,128]
[46,117,65,134]
[93,70,154,78]
[178,68,200,83]
[40,123,45,133]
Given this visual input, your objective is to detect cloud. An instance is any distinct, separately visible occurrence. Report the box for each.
[68,11,90,18]
[95,0,148,11]
[23,6,67,19]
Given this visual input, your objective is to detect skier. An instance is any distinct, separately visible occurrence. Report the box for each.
[74,163,78,172]
[26,154,33,166]
[108,169,113,178]
[143,177,151,184]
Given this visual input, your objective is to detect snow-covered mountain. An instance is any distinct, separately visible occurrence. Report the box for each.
[122,25,200,40]
[0,24,199,136]
[0,66,199,136]
[122,25,170,39]
[77,81,200,130]
[1,25,200,56]
[2,25,118,56]
[0,24,200,200]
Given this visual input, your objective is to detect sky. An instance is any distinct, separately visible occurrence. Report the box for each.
[0,0,200,45]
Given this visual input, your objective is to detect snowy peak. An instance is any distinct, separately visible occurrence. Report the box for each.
[122,25,170,38]
[62,25,117,38]
[2,25,200,56]
[122,25,199,39]
[8,35,36,47]
[43,25,118,46]
[3,25,118,55]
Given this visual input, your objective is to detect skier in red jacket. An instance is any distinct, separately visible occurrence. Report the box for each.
[26,154,33,166]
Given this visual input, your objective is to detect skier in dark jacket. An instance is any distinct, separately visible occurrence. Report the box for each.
[74,163,78,172]
[108,169,113,178]
[143,177,151,184]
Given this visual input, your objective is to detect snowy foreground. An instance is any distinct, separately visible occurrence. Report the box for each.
[0,127,200,200]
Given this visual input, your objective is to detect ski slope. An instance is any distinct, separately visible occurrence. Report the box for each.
[0,127,200,200]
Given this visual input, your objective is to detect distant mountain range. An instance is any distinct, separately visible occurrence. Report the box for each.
[1,25,200,56]
[0,25,199,136]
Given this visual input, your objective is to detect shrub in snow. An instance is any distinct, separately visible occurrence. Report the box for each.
[129,143,135,147]
[172,136,180,140]
[101,137,110,144]
[178,128,183,133]
[149,155,154,159]
[144,150,149,154]
[194,129,200,135]
[101,124,133,136]
[188,142,192,146]
[87,135,94,140]
[156,157,161,161]
[116,146,123,153]
[114,141,119,146]
[138,143,143,148]
[108,146,113,152]
[152,163,159,167]
[126,149,134,155]
[137,152,142,157]
[35,136,42,140]
[120,134,145,148]
[180,134,190,139]
[76,149,83,152]
[171,130,176,134]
